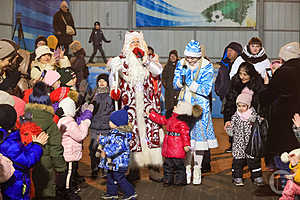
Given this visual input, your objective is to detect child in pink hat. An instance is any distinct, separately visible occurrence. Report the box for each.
[228,87,265,187]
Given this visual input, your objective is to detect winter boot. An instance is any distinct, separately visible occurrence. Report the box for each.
[253,176,265,186]
[232,178,244,186]
[100,193,119,200]
[149,165,163,182]
[55,188,66,200]
[186,165,192,184]
[126,167,141,185]
[64,188,81,200]
[193,165,201,185]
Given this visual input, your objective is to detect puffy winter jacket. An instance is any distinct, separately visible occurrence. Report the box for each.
[57,116,90,162]
[98,127,132,171]
[90,91,114,134]
[149,112,190,159]
[25,103,66,198]
[0,129,43,200]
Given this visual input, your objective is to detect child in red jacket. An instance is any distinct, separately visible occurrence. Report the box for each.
[148,101,202,186]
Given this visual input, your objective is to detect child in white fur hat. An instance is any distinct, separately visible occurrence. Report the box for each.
[149,101,202,186]
[229,87,264,186]
[57,97,93,199]
[280,149,300,200]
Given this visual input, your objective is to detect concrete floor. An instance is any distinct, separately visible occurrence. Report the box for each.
[78,119,281,200]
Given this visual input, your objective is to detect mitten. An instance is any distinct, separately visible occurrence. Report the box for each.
[81,102,89,112]
[52,102,59,113]
[76,110,93,125]
[110,89,121,101]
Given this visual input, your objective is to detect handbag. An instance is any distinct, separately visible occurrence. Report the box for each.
[61,15,75,35]
[0,153,15,183]
[245,117,269,158]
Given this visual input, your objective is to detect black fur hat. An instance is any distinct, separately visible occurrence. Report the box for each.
[177,104,203,130]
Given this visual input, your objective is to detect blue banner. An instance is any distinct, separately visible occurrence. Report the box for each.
[136,0,256,27]
[13,0,68,51]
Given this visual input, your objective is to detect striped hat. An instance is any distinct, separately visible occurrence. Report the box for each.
[184,40,202,57]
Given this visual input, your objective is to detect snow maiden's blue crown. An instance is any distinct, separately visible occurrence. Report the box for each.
[184,40,202,57]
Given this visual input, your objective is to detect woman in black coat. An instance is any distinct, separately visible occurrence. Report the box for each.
[260,49,300,157]
[53,1,76,56]
[223,62,265,150]
[161,50,180,118]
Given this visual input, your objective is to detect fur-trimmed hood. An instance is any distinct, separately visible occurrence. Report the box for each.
[177,112,202,130]
[25,103,54,115]
[116,123,133,133]
[25,103,55,130]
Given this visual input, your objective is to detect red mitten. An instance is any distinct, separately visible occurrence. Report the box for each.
[133,47,145,58]
[110,89,121,101]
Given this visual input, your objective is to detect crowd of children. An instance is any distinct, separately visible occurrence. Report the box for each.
[0,24,300,200]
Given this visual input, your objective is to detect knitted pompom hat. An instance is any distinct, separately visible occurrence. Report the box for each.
[281,148,300,163]
[236,87,254,107]
[110,106,129,127]
[184,40,202,57]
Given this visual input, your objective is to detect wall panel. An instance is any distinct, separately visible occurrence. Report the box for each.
[70,1,128,28]
[264,2,300,30]
[0,0,13,25]
[0,25,12,39]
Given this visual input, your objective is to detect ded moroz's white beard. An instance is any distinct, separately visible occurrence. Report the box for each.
[126,52,148,89]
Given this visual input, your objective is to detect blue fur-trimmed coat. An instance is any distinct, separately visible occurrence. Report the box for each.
[98,127,132,171]
[0,129,43,200]
[173,57,218,150]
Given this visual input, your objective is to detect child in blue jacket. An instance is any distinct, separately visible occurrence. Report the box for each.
[98,106,137,200]
[0,104,48,200]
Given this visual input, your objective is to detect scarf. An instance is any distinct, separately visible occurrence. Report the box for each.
[241,45,268,64]
[237,108,253,121]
